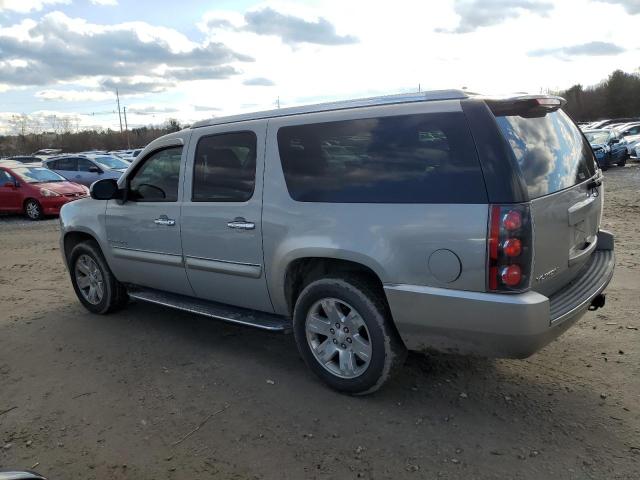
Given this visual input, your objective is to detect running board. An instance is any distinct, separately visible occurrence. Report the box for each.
[127,287,292,333]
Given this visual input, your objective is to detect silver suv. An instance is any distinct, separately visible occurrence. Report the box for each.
[59,91,615,394]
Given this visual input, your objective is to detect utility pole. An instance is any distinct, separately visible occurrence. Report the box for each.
[276,96,280,109]
[116,88,123,134]
[123,106,131,149]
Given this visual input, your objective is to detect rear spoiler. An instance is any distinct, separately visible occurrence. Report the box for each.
[485,95,566,118]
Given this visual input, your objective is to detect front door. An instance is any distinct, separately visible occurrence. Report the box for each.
[105,145,192,296]
[180,121,273,312]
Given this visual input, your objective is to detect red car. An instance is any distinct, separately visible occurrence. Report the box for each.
[0,162,89,220]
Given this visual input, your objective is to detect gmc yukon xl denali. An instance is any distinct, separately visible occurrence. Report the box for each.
[59,90,615,394]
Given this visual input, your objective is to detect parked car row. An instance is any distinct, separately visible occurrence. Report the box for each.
[0,148,141,218]
[110,148,143,161]
[579,118,640,169]
[43,154,130,187]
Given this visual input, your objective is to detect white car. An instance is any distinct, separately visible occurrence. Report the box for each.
[614,123,640,155]
[635,143,640,159]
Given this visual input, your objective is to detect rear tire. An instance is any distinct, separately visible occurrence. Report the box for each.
[24,199,43,220]
[69,240,128,314]
[293,276,406,395]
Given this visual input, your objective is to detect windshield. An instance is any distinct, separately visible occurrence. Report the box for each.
[584,131,610,144]
[495,109,597,199]
[12,167,66,183]
[93,155,129,170]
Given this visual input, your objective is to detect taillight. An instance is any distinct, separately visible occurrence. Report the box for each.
[487,204,533,292]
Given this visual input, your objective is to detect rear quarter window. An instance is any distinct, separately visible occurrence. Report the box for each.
[277,112,487,203]
[495,109,596,199]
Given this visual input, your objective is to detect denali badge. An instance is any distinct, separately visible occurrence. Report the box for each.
[536,267,559,283]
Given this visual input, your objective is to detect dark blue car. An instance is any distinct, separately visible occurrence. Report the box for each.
[583,129,628,169]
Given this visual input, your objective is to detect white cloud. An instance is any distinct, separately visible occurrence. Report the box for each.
[35,89,116,102]
[1,0,639,133]
[0,11,250,89]
[0,0,70,13]
[90,0,117,5]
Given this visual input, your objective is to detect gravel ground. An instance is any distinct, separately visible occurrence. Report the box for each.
[1,165,639,479]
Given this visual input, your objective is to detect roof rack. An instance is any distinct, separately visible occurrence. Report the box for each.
[191,89,470,129]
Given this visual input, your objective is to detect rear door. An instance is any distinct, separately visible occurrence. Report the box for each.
[48,157,77,182]
[494,107,601,296]
[180,121,273,312]
[76,158,100,186]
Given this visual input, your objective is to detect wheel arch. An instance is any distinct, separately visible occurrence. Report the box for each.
[23,197,40,210]
[282,256,388,318]
[63,230,101,266]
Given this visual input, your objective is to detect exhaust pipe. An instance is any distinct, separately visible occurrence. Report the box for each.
[588,293,606,311]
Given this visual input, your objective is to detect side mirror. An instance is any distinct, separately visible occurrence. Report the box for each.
[89,166,102,173]
[90,178,121,200]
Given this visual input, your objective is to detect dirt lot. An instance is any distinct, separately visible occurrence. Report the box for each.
[1,166,639,480]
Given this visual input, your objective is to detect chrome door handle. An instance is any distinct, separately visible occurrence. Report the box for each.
[154,215,176,226]
[227,218,255,230]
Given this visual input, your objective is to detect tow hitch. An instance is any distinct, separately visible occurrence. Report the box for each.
[589,293,606,311]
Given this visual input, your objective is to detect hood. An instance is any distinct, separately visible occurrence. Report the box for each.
[590,142,607,150]
[37,181,87,194]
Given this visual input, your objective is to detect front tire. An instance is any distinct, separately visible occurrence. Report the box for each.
[293,276,406,395]
[69,241,128,314]
[24,199,43,220]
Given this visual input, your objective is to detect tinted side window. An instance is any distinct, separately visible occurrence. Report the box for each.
[277,112,486,203]
[129,147,182,202]
[192,131,256,202]
[77,159,95,172]
[54,158,77,171]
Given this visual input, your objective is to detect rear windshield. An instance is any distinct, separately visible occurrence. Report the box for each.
[495,109,596,199]
[277,112,487,203]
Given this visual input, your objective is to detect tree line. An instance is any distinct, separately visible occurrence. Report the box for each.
[559,69,640,122]
[0,118,182,157]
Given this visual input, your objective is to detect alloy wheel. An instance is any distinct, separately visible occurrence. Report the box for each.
[74,254,105,305]
[305,298,372,379]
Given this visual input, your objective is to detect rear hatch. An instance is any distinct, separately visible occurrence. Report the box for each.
[491,100,601,296]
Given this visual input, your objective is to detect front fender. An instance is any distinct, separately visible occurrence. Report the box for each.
[59,198,109,270]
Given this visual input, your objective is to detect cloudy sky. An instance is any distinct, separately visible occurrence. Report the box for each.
[0,0,638,133]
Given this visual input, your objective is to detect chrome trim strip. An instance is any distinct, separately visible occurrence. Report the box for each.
[112,246,183,267]
[184,256,262,278]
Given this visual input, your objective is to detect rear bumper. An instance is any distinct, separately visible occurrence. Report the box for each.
[384,230,615,358]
